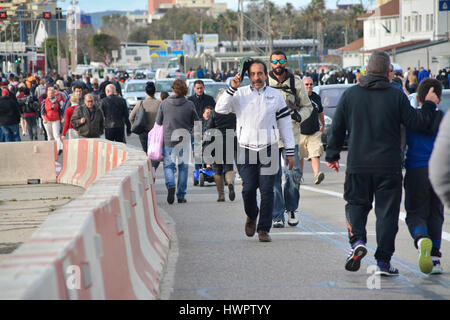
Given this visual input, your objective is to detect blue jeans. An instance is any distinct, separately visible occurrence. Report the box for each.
[0,124,21,142]
[272,145,302,222]
[163,145,189,200]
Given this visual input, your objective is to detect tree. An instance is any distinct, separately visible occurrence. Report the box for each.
[88,34,120,66]
[304,0,326,55]
[217,10,238,51]
[101,14,134,43]
[42,36,58,71]
[284,2,295,39]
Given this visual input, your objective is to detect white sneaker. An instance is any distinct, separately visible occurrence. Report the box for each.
[273,220,284,228]
[287,211,299,226]
[430,257,443,275]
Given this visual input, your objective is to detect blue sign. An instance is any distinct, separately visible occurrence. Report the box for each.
[440,0,450,11]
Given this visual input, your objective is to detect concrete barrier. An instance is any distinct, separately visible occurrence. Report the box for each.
[0,141,57,185]
[0,138,170,299]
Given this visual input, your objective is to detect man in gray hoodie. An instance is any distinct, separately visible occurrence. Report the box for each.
[155,79,200,204]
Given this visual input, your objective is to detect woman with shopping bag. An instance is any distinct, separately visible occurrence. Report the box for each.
[154,79,200,204]
[129,81,161,170]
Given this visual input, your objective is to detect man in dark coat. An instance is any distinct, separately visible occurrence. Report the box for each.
[99,84,131,143]
[326,51,443,276]
[0,89,21,142]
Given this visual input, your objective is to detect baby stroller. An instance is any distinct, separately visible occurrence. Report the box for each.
[193,125,216,187]
[193,165,216,187]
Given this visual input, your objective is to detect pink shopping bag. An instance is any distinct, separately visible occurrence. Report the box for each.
[147,123,164,161]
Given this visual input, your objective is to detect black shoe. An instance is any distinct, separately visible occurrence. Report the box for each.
[375,262,399,276]
[177,198,187,203]
[228,184,235,201]
[167,187,175,204]
[58,149,63,156]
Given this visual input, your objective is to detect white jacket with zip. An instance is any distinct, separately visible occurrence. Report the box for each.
[215,84,295,156]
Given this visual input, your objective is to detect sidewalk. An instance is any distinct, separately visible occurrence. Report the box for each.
[0,184,85,263]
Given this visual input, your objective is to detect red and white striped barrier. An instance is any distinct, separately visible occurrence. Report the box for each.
[0,139,170,299]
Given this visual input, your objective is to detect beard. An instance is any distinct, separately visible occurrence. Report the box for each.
[273,66,286,76]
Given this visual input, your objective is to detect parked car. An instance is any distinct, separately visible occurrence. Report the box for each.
[408,89,450,113]
[225,76,250,88]
[122,79,150,110]
[168,72,186,80]
[188,82,229,100]
[313,84,355,148]
[154,78,176,100]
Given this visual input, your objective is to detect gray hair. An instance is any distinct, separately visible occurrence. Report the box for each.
[105,84,116,94]
[367,51,390,76]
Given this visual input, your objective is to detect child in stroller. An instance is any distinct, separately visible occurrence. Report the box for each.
[193,106,216,186]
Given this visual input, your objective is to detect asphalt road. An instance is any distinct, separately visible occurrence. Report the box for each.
[16,128,450,299]
[123,134,450,300]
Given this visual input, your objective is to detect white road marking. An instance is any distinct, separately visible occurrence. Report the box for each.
[272,232,376,236]
[301,185,450,242]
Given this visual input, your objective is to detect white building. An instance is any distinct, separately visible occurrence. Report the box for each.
[339,0,450,73]
[116,43,153,68]
[125,12,150,27]
[336,38,364,68]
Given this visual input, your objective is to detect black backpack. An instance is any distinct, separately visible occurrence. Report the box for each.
[267,71,300,107]
[19,96,39,114]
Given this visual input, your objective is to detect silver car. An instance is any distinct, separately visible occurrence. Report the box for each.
[408,89,450,113]
[225,76,250,88]
[313,84,355,148]
[154,78,176,100]
[122,79,151,110]
[188,82,229,100]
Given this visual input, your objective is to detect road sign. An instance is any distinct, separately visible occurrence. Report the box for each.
[440,0,450,11]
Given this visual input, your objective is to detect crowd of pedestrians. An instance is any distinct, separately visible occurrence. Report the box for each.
[0,50,449,278]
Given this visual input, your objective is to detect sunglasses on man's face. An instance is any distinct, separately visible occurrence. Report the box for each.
[271,59,286,65]
[304,83,313,86]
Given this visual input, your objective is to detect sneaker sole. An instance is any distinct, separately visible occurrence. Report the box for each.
[288,220,299,226]
[345,245,367,272]
[418,238,433,274]
[375,270,400,277]
[273,223,284,228]
[314,172,325,185]
[430,268,443,275]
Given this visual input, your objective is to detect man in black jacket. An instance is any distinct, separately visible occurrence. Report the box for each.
[0,89,21,142]
[326,51,442,277]
[100,84,131,143]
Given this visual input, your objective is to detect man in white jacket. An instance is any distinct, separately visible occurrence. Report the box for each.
[215,59,295,242]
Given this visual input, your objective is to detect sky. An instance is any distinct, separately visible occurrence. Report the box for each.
[60,0,345,13]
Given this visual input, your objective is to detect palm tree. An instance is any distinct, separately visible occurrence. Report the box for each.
[304,0,326,55]
[284,2,295,39]
[218,10,238,52]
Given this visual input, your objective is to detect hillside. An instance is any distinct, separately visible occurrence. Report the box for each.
[86,10,147,29]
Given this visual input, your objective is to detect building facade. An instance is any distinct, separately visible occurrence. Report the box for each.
[340,0,450,73]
